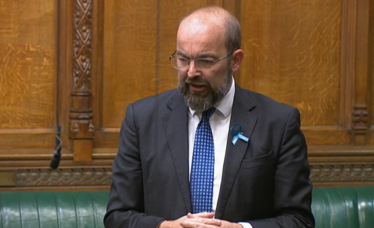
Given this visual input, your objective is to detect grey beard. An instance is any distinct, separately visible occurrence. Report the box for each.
[180,86,219,112]
[179,74,232,112]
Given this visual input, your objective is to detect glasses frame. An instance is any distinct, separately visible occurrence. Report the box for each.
[169,51,233,70]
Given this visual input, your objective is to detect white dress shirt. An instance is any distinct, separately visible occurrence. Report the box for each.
[188,78,252,228]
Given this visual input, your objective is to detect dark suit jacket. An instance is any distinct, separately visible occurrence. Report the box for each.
[104,85,315,228]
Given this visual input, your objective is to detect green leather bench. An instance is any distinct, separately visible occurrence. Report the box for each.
[0,191,108,228]
[0,186,373,228]
[312,185,374,227]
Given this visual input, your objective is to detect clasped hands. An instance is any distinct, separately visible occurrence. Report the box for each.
[159,212,243,228]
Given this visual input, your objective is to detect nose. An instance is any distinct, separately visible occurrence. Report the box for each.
[187,60,198,77]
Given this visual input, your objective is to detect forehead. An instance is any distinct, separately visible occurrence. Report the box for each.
[176,17,226,54]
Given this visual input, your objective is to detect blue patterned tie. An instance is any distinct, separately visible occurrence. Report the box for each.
[190,107,215,213]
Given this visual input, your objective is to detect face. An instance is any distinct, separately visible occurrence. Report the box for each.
[176,17,232,112]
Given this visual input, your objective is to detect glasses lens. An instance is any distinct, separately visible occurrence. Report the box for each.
[170,55,189,70]
[176,56,189,69]
[195,59,215,69]
[170,52,230,70]
[170,57,178,69]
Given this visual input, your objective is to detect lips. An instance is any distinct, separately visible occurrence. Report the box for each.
[189,83,207,92]
[184,77,210,94]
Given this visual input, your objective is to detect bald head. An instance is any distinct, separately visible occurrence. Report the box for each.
[178,6,241,53]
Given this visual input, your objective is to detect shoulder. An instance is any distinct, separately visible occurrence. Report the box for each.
[126,89,182,116]
[132,89,180,107]
[236,86,300,125]
[252,90,294,110]
[239,87,296,113]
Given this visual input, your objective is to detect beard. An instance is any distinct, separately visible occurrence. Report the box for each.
[178,64,232,112]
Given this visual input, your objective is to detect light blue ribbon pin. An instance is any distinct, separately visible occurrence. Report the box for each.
[230,123,249,146]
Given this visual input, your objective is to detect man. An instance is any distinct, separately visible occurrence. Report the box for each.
[104,5,314,228]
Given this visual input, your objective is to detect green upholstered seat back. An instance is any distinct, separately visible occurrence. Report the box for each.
[1,186,374,228]
[312,186,374,228]
[0,191,109,228]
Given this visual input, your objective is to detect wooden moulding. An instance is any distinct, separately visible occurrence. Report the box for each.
[0,167,112,191]
[0,146,374,190]
[0,163,373,190]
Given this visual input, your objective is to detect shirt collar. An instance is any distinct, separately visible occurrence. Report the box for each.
[189,76,235,118]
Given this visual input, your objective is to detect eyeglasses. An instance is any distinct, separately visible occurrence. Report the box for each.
[169,51,233,70]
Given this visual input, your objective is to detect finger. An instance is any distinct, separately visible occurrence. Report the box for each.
[204,219,221,226]
[181,220,220,228]
[181,218,221,227]
[194,212,215,218]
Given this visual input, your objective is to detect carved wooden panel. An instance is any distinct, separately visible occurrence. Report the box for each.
[311,164,374,183]
[69,0,94,161]
[16,168,112,186]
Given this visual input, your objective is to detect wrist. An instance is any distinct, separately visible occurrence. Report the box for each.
[158,220,172,228]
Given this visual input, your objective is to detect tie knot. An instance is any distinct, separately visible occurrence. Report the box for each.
[202,107,216,120]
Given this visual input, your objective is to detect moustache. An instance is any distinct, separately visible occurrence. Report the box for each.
[185,77,210,87]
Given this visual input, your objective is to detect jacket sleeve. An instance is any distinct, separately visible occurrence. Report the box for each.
[249,108,315,228]
[104,104,165,228]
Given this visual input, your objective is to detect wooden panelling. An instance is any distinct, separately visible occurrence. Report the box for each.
[302,126,350,145]
[158,1,210,94]
[57,0,74,151]
[102,0,158,128]
[240,0,342,128]
[0,0,57,148]
[94,0,217,148]
[0,130,55,148]
[369,0,374,143]
[100,0,213,128]
[0,44,55,129]
[0,0,374,189]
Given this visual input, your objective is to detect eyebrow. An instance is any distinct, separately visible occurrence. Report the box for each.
[175,50,217,59]
[197,53,216,59]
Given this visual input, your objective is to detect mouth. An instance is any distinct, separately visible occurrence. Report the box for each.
[188,83,208,93]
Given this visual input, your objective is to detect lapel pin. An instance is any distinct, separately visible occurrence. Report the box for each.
[230,123,249,146]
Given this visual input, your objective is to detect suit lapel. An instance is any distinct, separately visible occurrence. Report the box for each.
[215,85,258,218]
[162,91,192,213]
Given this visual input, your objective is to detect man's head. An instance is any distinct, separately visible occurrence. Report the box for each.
[175,6,244,112]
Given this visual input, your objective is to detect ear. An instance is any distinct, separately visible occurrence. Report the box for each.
[231,49,244,73]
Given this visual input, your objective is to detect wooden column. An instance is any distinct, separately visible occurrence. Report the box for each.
[351,0,371,144]
[69,0,94,161]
